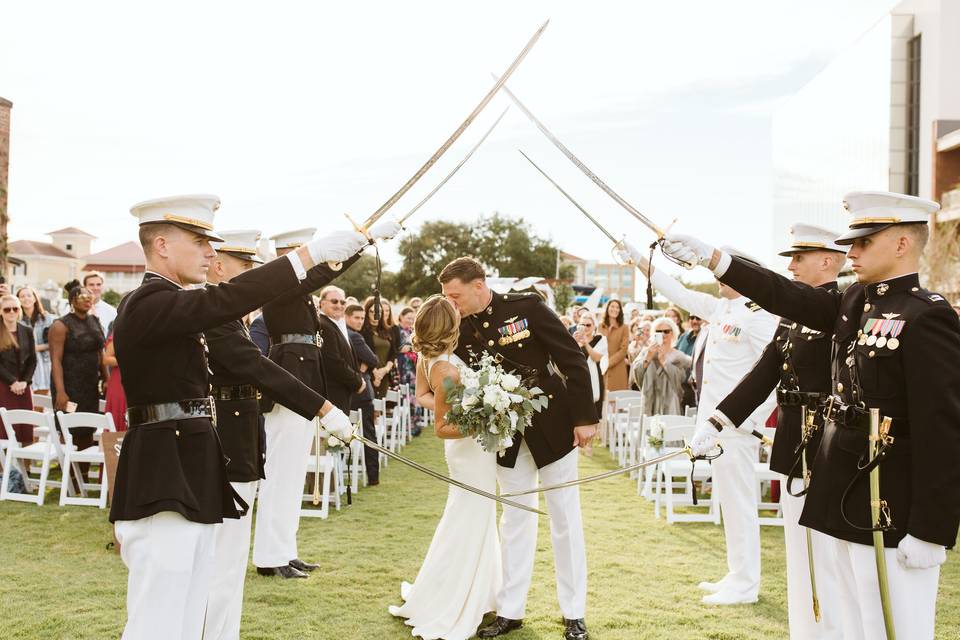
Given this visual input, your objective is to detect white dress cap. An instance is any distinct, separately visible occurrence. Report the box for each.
[720,245,765,269]
[211,229,264,263]
[835,191,939,244]
[130,194,223,242]
[270,227,317,249]
[778,223,848,256]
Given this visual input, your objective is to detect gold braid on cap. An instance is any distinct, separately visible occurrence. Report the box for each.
[216,245,256,254]
[850,216,902,226]
[792,241,826,249]
[163,213,215,230]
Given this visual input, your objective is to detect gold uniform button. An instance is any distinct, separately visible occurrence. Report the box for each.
[299,356,304,361]
[518,343,523,348]
[548,394,554,399]
[487,340,495,347]
[791,323,797,329]
[837,383,844,393]
[864,303,871,312]
[869,350,876,358]
[782,363,789,371]
[234,411,240,416]
[483,322,490,328]
[175,430,180,437]
[911,287,919,292]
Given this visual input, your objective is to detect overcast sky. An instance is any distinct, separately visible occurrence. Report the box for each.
[2,0,897,281]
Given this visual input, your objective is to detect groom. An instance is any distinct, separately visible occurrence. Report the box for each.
[438,257,598,640]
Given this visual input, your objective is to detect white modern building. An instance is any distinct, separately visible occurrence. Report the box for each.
[771,0,960,274]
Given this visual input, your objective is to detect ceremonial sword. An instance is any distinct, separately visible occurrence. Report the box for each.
[331,431,548,516]
[800,407,821,623]
[341,20,549,237]
[398,107,510,226]
[500,445,723,498]
[499,81,694,269]
[869,409,896,639]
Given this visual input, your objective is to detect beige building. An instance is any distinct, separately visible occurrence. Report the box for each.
[560,251,637,302]
[8,227,95,290]
[82,241,146,294]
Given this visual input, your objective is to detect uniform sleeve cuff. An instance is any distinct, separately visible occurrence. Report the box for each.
[712,410,735,429]
[712,251,732,277]
[286,251,308,281]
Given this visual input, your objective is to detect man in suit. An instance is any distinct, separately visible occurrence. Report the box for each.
[318,285,365,412]
[346,302,380,486]
[110,195,377,639]
[437,257,598,640]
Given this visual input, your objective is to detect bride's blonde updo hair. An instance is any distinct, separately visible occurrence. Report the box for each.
[412,295,460,359]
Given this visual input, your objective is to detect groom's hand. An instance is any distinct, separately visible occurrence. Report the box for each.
[573,423,598,448]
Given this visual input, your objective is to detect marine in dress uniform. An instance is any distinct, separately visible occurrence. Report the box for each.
[252,228,363,576]
[438,257,597,640]
[110,196,366,640]
[662,191,960,639]
[202,231,335,639]
[621,245,779,605]
[705,225,847,638]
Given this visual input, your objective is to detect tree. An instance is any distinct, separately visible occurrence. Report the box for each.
[323,254,400,302]
[393,213,570,299]
[553,282,575,315]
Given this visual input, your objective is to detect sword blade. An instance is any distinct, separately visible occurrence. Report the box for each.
[869,409,896,638]
[517,149,620,246]
[361,20,549,231]
[335,433,548,516]
[399,106,510,226]
[501,447,694,497]
[497,81,666,238]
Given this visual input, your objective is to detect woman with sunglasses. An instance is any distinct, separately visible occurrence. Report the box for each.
[48,281,109,453]
[0,294,37,445]
[631,316,691,416]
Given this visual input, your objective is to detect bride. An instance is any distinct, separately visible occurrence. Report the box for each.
[389,295,501,640]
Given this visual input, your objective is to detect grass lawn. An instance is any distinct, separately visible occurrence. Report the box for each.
[1,430,957,639]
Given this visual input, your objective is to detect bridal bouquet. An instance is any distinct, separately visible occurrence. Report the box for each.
[442,353,549,455]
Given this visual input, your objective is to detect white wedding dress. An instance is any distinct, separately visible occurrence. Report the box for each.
[389,353,502,640]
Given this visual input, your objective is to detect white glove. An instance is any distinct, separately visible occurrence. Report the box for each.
[368,220,403,242]
[690,421,720,457]
[896,534,946,570]
[305,230,368,264]
[614,240,646,266]
[662,234,725,272]
[319,407,354,443]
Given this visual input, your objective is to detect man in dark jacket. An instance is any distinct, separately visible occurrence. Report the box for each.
[346,302,380,485]
[317,285,364,413]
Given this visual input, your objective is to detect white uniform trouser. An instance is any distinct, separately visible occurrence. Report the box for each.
[495,441,587,620]
[711,431,761,597]
[832,537,940,640]
[115,511,217,640]
[204,481,259,640]
[780,477,841,639]
[252,406,314,568]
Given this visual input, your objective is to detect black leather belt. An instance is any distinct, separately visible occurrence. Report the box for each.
[825,398,909,438]
[278,332,321,346]
[210,384,260,401]
[776,389,828,407]
[127,398,216,428]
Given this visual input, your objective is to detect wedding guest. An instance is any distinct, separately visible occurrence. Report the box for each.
[631,317,691,416]
[48,280,108,456]
[676,313,703,357]
[84,272,117,337]
[346,303,380,485]
[103,333,127,431]
[317,286,364,413]
[362,296,397,399]
[408,296,423,313]
[17,286,53,394]
[0,294,37,445]
[396,306,421,435]
[627,320,652,363]
[600,299,628,392]
[664,306,684,328]
[574,314,608,418]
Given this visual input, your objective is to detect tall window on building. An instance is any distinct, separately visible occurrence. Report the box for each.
[905,34,922,196]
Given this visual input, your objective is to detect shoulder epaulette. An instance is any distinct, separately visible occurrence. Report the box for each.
[745,301,762,312]
[907,287,946,305]
[502,292,540,303]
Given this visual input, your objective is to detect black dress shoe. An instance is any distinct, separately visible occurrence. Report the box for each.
[288,558,319,572]
[563,618,588,640]
[256,565,307,579]
[477,616,523,638]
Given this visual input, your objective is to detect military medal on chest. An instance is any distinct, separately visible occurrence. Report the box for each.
[498,318,530,346]
[859,316,905,350]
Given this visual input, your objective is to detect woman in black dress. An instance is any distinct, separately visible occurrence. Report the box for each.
[0,293,37,445]
[48,280,108,452]
[361,296,397,399]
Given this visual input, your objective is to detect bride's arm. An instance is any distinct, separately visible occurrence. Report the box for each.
[429,361,466,439]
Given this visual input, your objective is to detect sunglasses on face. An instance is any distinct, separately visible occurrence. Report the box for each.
[656,329,673,334]
[1,307,19,313]
[325,299,346,305]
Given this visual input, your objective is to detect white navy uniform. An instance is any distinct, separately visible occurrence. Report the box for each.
[650,265,778,601]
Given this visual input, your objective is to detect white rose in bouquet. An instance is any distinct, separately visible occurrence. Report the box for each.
[500,373,520,391]
[461,393,479,410]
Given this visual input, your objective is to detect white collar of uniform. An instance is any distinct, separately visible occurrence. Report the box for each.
[145,270,185,290]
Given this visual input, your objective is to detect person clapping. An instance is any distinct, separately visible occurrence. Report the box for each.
[631,317,691,416]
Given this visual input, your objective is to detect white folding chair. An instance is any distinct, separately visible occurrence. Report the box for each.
[373,398,388,467]
[612,396,645,466]
[651,420,719,524]
[397,383,412,444]
[0,409,58,505]
[345,410,366,492]
[754,426,783,526]
[97,399,107,413]
[301,453,339,519]
[602,390,643,448]
[32,394,53,412]
[56,411,115,508]
[383,390,403,454]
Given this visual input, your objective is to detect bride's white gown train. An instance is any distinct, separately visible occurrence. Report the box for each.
[389,354,501,640]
